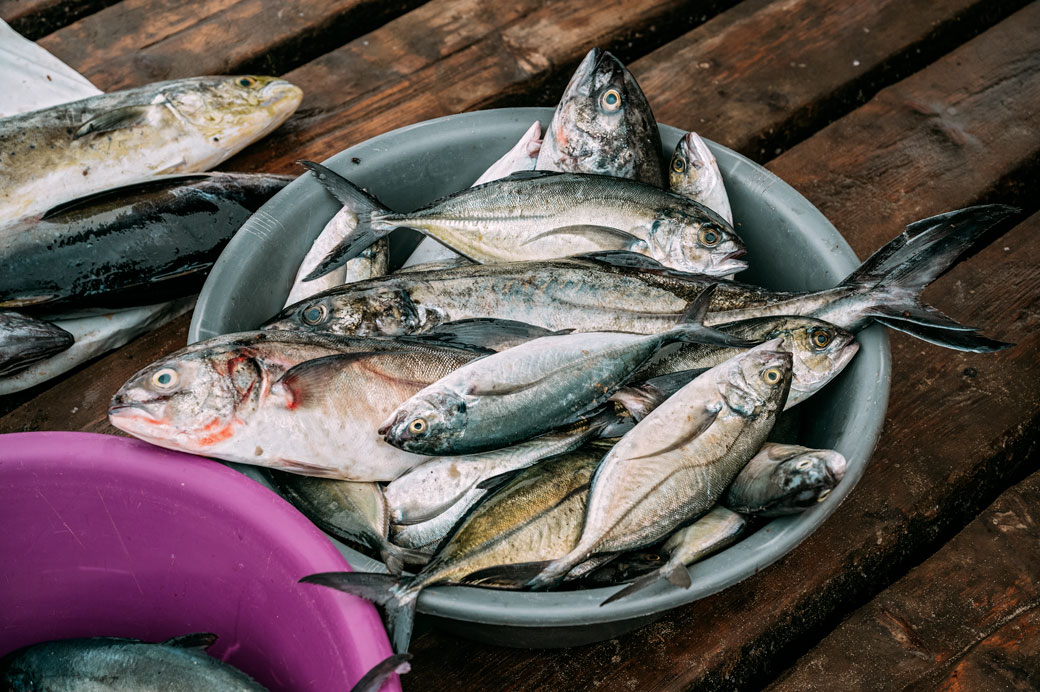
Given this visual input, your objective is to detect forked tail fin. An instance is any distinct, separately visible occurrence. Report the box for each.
[349,653,412,692]
[301,572,419,654]
[839,204,1018,352]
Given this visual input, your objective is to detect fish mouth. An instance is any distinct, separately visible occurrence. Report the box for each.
[712,248,749,275]
[260,80,303,111]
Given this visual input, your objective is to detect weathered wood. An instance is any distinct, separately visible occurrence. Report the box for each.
[631,0,1029,160]
[35,0,429,91]
[391,7,1040,690]
[0,0,118,40]
[765,470,1040,692]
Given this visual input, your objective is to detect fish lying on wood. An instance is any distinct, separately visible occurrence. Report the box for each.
[0,310,73,376]
[0,75,302,223]
[267,205,1017,353]
[1,173,290,310]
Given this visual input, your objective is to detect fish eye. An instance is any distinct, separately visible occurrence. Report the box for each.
[151,367,179,390]
[301,303,328,326]
[796,458,813,470]
[817,489,832,502]
[237,77,257,88]
[600,88,622,111]
[698,226,722,247]
[408,418,427,435]
[762,367,782,384]
[811,328,832,349]
[671,156,686,173]
[647,553,661,562]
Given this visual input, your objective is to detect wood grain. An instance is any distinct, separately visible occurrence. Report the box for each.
[0,0,118,40]
[35,0,429,91]
[765,471,1040,692]
[631,0,1029,160]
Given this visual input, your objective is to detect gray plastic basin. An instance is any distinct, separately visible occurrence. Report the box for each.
[190,107,890,648]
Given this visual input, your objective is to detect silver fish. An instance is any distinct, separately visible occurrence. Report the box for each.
[723,442,847,516]
[300,163,746,279]
[0,76,302,223]
[669,132,732,224]
[379,286,755,455]
[537,48,666,187]
[265,205,1016,353]
[0,311,74,376]
[527,340,792,589]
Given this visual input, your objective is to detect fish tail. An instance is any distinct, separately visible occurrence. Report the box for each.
[349,653,412,692]
[300,571,419,653]
[837,204,1019,352]
[380,543,431,577]
[525,551,589,591]
[298,161,393,281]
[599,558,691,607]
[666,284,763,348]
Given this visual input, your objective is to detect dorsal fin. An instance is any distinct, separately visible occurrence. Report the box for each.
[162,633,218,650]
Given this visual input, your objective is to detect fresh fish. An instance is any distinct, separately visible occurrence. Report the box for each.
[300,163,746,279]
[1,173,290,310]
[108,331,487,481]
[264,471,427,575]
[723,442,847,516]
[576,551,667,587]
[379,286,756,455]
[0,311,73,376]
[302,445,604,653]
[350,654,412,692]
[600,506,747,605]
[526,340,792,590]
[638,316,860,408]
[0,75,302,223]
[669,132,732,224]
[0,633,267,691]
[266,205,1017,353]
[405,121,543,268]
[537,48,665,187]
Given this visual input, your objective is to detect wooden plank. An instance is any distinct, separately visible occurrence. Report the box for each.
[0,0,118,41]
[630,0,1030,159]
[390,7,1040,690]
[35,0,430,91]
[764,470,1040,692]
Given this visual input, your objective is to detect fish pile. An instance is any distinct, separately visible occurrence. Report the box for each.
[0,22,303,393]
[108,47,1017,658]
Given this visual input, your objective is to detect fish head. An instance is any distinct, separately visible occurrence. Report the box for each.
[165,75,302,150]
[762,444,848,513]
[0,311,74,376]
[763,318,860,407]
[540,48,663,184]
[718,339,793,416]
[378,389,467,454]
[108,345,267,453]
[669,132,721,199]
[266,286,423,336]
[649,210,747,276]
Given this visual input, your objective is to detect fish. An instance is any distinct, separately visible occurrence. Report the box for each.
[263,471,427,575]
[723,442,847,516]
[669,132,733,224]
[302,445,605,653]
[108,330,488,481]
[379,285,756,455]
[0,633,267,691]
[600,506,747,605]
[349,654,412,692]
[265,205,1017,353]
[299,163,747,279]
[0,310,74,376]
[405,120,543,268]
[526,340,793,590]
[1,173,290,310]
[537,48,666,187]
[0,75,302,223]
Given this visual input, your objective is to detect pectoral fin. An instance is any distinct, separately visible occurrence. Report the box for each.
[629,403,720,460]
[73,104,160,139]
[522,225,645,249]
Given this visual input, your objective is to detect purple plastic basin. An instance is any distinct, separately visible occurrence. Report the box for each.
[0,431,401,692]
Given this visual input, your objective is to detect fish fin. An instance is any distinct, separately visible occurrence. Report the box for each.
[474,468,526,492]
[575,250,670,271]
[0,295,59,308]
[610,369,708,422]
[666,285,761,348]
[600,561,691,607]
[275,352,388,409]
[461,560,555,588]
[842,205,1020,347]
[380,544,431,577]
[73,104,159,139]
[629,404,720,461]
[874,318,1014,353]
[521,225,645,249]
[301,572,418,653]
[526,553,590,591]
[349,653,413,692]
[421,318,560,351]
[162,633,218,650]
[298,161,391,280]
[496,169,561,182]
[39,175,213,220]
